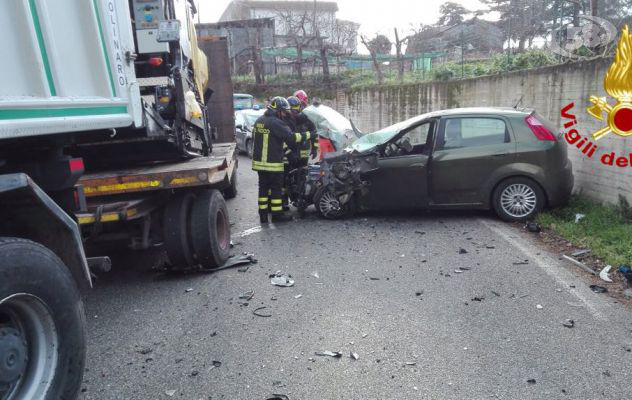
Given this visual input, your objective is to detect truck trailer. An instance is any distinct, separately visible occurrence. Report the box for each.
[0,1,236,398]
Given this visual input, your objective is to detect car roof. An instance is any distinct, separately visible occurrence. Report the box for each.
[427,107,533,118]
[233,93,253,98]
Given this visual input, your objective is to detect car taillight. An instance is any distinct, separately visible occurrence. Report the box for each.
[318,137,335,161]
[148,57,163,67]
[525,115,556,141]
[68,158,84,173]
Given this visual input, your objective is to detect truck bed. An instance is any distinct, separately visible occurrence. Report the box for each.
[79,143,236,198]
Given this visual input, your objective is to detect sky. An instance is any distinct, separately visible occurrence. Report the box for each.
[197,0,492,52]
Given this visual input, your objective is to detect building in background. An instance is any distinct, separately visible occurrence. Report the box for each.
[406,19,503,62]
[219,1,359,61]
[197,18,276,75]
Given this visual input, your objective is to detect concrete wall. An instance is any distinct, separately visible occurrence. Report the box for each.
[327,57,632,205]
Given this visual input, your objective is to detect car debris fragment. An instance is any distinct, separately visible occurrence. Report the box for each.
[562,319,575,328]
[210,253,258,272]
[239,290,255,301]
[185,288,193,293]
[270,272,295,287]
[599,265,613,283]
[266,395,290,400]
[315,351,343,358]
[312,271,320,279]
[571,249,591,258]
[459,248,468,254]
[589,285,608,293]
[562,254,597,275]
[253,307,272,317]
[527,379,537,384]
[404,361,416,366]
[165,389,177,396]
[536,304,543,309]
[294,294,303,299]
[525,221,541,233]
[350,352,359,360]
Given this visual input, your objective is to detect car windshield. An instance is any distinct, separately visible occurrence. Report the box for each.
[302,104,360,150]
[234,95,254,110]
[350,114,429,152]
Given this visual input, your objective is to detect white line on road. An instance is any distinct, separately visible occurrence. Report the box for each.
[478,218,609,321]
[237,226,262,237]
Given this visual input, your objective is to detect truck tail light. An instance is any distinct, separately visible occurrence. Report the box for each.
[148,57,163,67]
[525,115,556,141]
[69,158,84,173]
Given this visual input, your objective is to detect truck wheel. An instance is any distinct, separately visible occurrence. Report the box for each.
[314,187,354,220]
[492,177,545,222]
[163,193,196,269]
[190,190,231,269]
[223,169,238,199]
[0,238,86,400]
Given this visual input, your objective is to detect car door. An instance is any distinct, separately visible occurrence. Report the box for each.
[430,115,516,205]
[234,112,246,150]
[361,121,434,210]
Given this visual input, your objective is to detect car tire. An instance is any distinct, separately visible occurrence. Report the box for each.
[246,139,254,159]
[492,177,545,222]
[189,190,231,269]
[223,168,238,199]
[314,187,355,220]
[0,237,86,400]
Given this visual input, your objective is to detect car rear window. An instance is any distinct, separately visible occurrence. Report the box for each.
[440,117,509,149]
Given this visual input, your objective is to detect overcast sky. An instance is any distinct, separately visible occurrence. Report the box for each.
[197,0,492,51]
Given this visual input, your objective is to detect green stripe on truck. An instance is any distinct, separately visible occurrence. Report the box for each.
[92,0,117,97]
[28,0,57,96]
[0,106,128,120]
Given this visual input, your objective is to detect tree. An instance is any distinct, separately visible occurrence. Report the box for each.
[438,2,470,25]
[360,34,384,84]
[394,28,413,81]
[274,7,317,79]
[367,34,392,55]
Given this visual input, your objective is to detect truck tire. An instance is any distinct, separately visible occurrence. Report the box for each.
[223,168,238,200]
[492,177,545,222]
[163,193,196,269]
[0,237,86,400]
[190,190,231,269]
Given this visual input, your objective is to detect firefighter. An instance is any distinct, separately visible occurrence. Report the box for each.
[252,96,308,223]
[289,91,318,166]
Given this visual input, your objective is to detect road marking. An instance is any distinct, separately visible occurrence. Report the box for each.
[478,218,609,321]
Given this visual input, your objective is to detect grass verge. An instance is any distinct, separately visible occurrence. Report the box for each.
[537,195,632,267]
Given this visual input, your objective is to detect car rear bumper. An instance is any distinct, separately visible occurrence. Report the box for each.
[544,159,574,207]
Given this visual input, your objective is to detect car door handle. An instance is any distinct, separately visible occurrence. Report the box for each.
[409,163,425,167]
[491,153,509,157]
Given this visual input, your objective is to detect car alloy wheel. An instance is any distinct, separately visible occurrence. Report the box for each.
[500,183,537,218]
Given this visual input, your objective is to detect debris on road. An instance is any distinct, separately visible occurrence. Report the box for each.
[471,297,484,302]
[239,290,255,301]
[562,319,575,328]
[165,389,177,396]
[571,249,591,258]
[599,265,613,283]
[312,271,320,279]
[266,395,289,400]
[404,361,416,366]
[491,290,501,297]
[459,248,468,254]
[415,230,426,235]
[294,294,303,299]
[185,288,193,293]
[209,361,222,370]
[589,285,608,293]
[350,352,359,360]
[211,253,258,272]
[525,221,541,233]
[362,333,368,338]
[562,254,597,275]
[315,351,342,358]
[536,304,543,309]
[253,307,272,317]
[513,260,529,265]
[369,277,380,281]
[459,266,471,271]
[527,379,537,384]
[270,272,295,287]
[454,269,463,273]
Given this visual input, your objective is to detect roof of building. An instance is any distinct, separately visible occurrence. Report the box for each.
[233,0,338,13]
[197,18,275,30]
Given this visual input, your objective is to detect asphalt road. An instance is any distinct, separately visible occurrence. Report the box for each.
[80,154,632,400]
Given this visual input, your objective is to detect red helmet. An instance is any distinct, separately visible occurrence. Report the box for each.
[293,90,308,107]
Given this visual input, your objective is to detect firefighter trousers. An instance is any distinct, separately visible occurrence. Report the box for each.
[257,171,284,219]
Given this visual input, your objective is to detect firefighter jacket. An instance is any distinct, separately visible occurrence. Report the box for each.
[293,112,318,160]
[252,111,307,173]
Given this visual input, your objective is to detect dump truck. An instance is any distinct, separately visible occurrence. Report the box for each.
[0,1,235,398]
